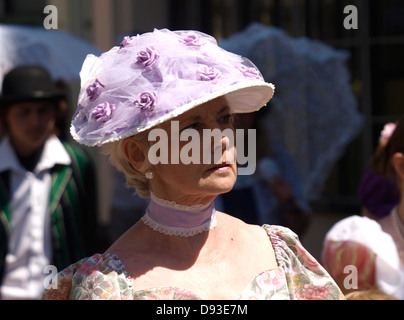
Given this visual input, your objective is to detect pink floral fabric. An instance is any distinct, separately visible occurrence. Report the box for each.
[322,240,377,292]
[42,225,344,300]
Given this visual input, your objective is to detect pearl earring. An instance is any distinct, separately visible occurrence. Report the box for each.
[145,171,154,180]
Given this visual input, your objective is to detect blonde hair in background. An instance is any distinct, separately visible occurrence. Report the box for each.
[345,289,398,300]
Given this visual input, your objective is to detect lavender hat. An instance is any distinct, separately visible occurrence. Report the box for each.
[71,28,275,146]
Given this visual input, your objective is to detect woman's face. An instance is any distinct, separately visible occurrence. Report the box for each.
[148,97,237,205]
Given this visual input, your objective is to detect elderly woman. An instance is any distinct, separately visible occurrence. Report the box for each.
[43,29,343,300]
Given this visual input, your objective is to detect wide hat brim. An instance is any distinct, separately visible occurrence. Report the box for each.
[71,81,274,146]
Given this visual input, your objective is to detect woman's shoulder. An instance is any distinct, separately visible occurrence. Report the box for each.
[262,224,299,244]
[42,253,134,300]
[262,224,345,299]
[261,224,316,266]
[261,224,332,276]
[224,216,309,261]
[261,224,310,261]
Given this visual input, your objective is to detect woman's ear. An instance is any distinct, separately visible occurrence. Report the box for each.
[391,152,404,180]
[122,138,148,173]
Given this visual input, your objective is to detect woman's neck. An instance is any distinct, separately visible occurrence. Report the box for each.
[151,188,216,207]
[140,192,217,237]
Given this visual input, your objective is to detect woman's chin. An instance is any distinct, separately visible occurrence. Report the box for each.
[201,177,236,196]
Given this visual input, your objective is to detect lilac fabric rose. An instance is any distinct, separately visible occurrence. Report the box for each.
[86,79,105,101]
[134,91,157,111]
[74,104,87,122]
[120,35,136,48]
[91,102,116,122]
[180,33,202,47]
[199,65,222,81]
[237,66,262,80]
[136,47,159,68]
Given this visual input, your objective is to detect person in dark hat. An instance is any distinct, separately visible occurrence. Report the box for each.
[0,65,99,299]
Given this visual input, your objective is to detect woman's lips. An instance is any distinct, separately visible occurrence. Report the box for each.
[207,163,231,172]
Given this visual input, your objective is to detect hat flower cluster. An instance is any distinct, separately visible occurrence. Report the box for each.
[71,28,274,146]
[91,102,116,122]
[136,47,159,68]
[180,32,204,47]
[120,35,137,48]
[134,91,157,111]
[199,65,222,82]
[237,66,262,80]
[86,79,105,101]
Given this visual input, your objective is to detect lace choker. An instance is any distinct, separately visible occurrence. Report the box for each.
[141,193,217,237]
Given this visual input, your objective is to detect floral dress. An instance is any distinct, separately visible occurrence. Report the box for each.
[42,225,344,300]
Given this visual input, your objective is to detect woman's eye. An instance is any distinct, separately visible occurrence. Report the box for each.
[220,114,233,124]
[183,122,201,130]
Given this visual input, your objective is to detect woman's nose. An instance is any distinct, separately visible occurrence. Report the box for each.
[208,131,235,164]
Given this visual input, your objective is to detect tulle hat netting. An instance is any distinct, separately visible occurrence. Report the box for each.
[71,28,275,146]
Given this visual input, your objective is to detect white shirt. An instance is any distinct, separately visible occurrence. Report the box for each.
[0,135,71,299]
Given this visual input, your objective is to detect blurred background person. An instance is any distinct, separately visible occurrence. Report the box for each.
[358,122,400,220]
[321,115,404,299]
[0,65,99,299]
